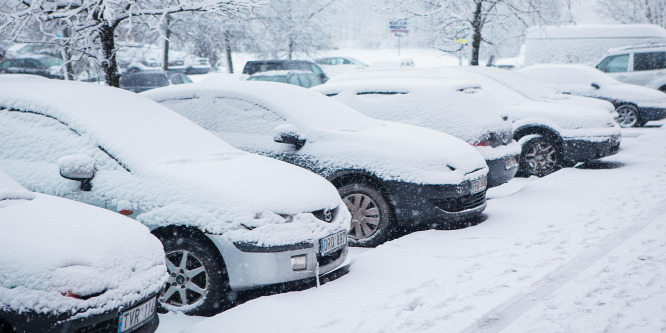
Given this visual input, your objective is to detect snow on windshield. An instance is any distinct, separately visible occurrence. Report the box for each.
[465,67,559,100]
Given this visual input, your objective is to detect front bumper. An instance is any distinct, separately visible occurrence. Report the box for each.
[561,135,621,163]
[1,294,159,333]
[638,106,666,122]
[208,233,348,291]
[384,179,487,227]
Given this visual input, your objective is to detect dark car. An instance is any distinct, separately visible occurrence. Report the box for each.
[242,60,329,84]
[247,70,322,88]
[0,56,64,79]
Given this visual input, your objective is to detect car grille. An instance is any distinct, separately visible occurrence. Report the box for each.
[432,191,486,213]
[317,248,343,267]
[75,317,116,333]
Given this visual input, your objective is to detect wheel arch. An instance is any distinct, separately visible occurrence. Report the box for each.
[327,170,397,222]
[0,315,15,333]
[151,225,227,268]
[513,125,563,145]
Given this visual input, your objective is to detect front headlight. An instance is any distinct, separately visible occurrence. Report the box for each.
[312,205,338,223]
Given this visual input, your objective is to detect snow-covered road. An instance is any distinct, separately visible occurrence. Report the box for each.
[158,122,666,333]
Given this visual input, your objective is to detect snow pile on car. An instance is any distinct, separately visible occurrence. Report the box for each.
[0,172,166,317]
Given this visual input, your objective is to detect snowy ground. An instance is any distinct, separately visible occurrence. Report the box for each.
[157,121,666,333]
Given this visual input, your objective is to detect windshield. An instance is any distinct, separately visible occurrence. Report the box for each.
[248,75,289,83]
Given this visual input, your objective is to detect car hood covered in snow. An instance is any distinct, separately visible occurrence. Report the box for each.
[0,172,166,317]
[0,78,345,240]
[143,81,489,185]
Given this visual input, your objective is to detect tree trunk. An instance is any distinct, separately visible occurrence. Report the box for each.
[100,24,120,87]
[163,15,171,72]
[61,26,75,80]
[288,39,294,60]
[224,30,234,73]
[470,0,483,66]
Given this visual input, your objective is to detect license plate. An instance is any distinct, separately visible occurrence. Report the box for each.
[118,297,156,333]
[471,177,487,194]
[504,156,518,169]
[320,230,347,256]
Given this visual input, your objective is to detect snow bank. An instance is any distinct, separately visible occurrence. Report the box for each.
[0,173,166,317]
[143,81,488,185]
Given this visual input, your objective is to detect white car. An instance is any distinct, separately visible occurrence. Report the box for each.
[330,67,621,177]
[595,44,666,91]
[311,77,521,188]
[0,171,166,332]
[315,57,368,77]
[520,64,666,128]
[0,78,350,315]
[144,81,489,247]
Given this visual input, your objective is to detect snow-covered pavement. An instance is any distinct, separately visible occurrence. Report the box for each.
[158,122,666,333]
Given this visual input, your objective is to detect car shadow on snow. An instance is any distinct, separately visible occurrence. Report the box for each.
[391,213,488,239]
[575,160,625,170]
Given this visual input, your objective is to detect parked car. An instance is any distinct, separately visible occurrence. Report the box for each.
[242,60,329,84]
[0,78,350,315]
[0,55,64,79]
[120,71,191,92]
[247,70,322,88]
[124,58,162,73]
[185,57,211,74]
[520,64,666,127]
[315,57,368,77]
[0,171,166,333]
[144,81,489,247]
[330,67,622,177]
[312,78,521,188]
[594,44,666,91]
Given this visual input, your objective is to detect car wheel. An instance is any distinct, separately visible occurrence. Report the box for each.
[517,136,561,177]
[659,85,666,93]
[615,104,641,128]
[157,230,230,316]
[339,183,393,247]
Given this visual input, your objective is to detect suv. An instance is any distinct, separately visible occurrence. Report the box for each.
[595,44,666,91]
[242,60,328,84]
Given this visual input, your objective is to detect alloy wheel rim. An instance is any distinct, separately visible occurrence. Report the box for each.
[160,250,209,308]
[616,107,637,127]
[343,193,381,240]
[524,141,557,174]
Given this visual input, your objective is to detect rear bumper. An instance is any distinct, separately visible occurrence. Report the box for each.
[384,179,487,227]
[561,135,621,163]
[208,233,348,291]
[486,155,519,188]
[638,106,666,122]
[1,294,159,333]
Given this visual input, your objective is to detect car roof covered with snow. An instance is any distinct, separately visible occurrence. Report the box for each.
[0,171,166,316]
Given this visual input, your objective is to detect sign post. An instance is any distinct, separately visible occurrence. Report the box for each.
[389,20,408,56]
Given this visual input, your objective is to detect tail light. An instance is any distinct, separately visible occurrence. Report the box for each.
[473,141,489,147]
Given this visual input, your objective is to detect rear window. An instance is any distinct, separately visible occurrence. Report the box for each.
[633,52,666,71]
[120,73,169,87]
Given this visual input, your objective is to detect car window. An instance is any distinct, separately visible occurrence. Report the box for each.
[310,64,323,76]
[342,59,353,65]
[287,74,301,86]
[297,74,318,88]
[596,54,629,73]
[0,109,122,189]
[24,59,43,69]
[120,73,169,87]
[633,52,666,71]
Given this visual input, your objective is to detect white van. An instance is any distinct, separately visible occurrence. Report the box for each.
[524,24,666,66]
[595,44,666,91]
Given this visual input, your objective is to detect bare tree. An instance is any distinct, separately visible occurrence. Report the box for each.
[598,0,666,27]
[0,0,262,86]
[388,0,561,65]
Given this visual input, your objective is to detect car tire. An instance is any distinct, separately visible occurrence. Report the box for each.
[517,136,562,177]
[659,85,666,93]
[339,183,393,247]
[156,230,231,316]
[615,104,641,128]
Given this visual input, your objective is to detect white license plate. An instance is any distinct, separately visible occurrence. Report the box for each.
[504,156,518,169]
[320,230,347,256]
[118,297,156,333]
[471,177,487,194]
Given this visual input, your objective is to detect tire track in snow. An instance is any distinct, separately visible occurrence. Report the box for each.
[461,198,666,333]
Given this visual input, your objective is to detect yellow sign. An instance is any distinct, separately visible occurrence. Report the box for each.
[454,38,467,44]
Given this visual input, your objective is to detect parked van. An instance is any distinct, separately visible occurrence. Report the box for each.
[524,24,666,66]
[595,44,666,91]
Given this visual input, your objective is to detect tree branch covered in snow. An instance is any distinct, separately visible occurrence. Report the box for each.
[0,0,264,86]
[597,0,666,27]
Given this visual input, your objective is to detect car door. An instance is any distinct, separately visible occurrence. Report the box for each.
[0,108,128,210]
[550,69,601,97]
[596,53,630,83]
[628,51,666,86]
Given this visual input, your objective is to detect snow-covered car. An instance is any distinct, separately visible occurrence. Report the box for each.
[315,57,368,77]
[0,78,350,316]
[119,71,192,93]
[247,70,322,88]
[123,58,162,73]
[185,57,212,74]
[330,67,621,177]
[519,64,666,128]
[0,171,166,333]
[312,78,521,188]
[143,81,489,247]
[242,60,329,84]
[594,44,666,91]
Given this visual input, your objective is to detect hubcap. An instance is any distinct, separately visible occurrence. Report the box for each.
[616,106,637,127]
[160,250,208,308]
[343,193,381,240]
[524,141,557,174]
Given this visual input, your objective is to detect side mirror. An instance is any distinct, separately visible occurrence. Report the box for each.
[273,124,306,150]
[591,82,601,89]
[58,155,95,191]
